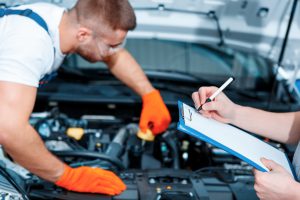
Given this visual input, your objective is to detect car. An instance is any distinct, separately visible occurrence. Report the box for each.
[0,0,299,199]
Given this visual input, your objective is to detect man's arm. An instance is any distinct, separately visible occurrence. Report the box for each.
[104,49,171,135]
[104,49,154,96]
[192,86,300,144]
[0,81,126,195]
[0,81,64,182]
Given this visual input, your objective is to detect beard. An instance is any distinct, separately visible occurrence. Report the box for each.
[76,45,103,63]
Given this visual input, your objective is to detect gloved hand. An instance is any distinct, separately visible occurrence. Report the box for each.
[139,89,171,135]
[55,165,126,195]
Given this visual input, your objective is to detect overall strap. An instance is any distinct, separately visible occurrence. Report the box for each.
[0,8,56,86]
[0,8,49,34]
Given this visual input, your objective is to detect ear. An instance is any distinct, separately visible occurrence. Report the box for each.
[76,26,93,43]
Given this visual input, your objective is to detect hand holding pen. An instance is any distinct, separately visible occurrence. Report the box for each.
[191,77,236,124]
[197,77,234,111]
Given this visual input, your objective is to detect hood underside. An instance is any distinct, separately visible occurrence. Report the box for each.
[1,0,300,64]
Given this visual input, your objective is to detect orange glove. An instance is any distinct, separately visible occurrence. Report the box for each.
[55,165,126,195]
[139,89,171,135]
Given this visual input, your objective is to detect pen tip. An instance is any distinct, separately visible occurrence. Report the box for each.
[197,105,202,111]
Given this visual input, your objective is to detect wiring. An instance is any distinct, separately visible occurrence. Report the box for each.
[0,166,30,200]
[52,150,125,170]
[194,166,253,184]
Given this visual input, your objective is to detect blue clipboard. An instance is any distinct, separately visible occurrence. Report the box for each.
[177,101,297,180]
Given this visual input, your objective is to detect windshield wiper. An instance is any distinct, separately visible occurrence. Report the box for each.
[145,69,216,85]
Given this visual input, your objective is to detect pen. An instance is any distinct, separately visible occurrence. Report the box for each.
[197,76,235,111]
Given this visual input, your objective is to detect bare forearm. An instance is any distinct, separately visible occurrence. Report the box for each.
[3,124,64,182]
[290,181,300,199]
[232,105,300,143]
[106,49,154,96]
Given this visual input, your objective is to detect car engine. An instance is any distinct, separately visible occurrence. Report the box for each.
[22,107,260,200]
[0,70,293,200]
[0,106,263,200]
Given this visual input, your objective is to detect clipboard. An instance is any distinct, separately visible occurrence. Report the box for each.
[177,101,297,180]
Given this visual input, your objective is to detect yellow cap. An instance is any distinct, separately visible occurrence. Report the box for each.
[66,128,84,140]
[137,129,155,141]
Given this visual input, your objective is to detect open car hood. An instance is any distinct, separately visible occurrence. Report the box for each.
[128,0,300,64]
[2,0,300,64]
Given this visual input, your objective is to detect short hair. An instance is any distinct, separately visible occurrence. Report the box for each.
[72,0,136,31]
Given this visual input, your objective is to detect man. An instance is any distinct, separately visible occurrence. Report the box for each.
[0,0,171,196]
[192,86,300,200]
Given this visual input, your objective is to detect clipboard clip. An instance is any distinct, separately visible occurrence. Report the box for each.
[180,104,193,121]
[187,109,193,121]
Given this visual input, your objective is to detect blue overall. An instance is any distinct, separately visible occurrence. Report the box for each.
[0,8,57,86]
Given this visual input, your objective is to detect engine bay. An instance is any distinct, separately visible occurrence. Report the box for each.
[0,73,294,200]
[25,107,259,200]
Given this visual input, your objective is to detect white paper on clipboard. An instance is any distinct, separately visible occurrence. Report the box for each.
[177,102,295,178]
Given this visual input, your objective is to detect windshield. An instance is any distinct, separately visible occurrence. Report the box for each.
[63,38,273,90]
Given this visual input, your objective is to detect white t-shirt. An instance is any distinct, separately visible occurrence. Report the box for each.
[0,3,66,87]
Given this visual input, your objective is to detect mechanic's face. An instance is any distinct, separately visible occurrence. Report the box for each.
[77,28,127,63]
